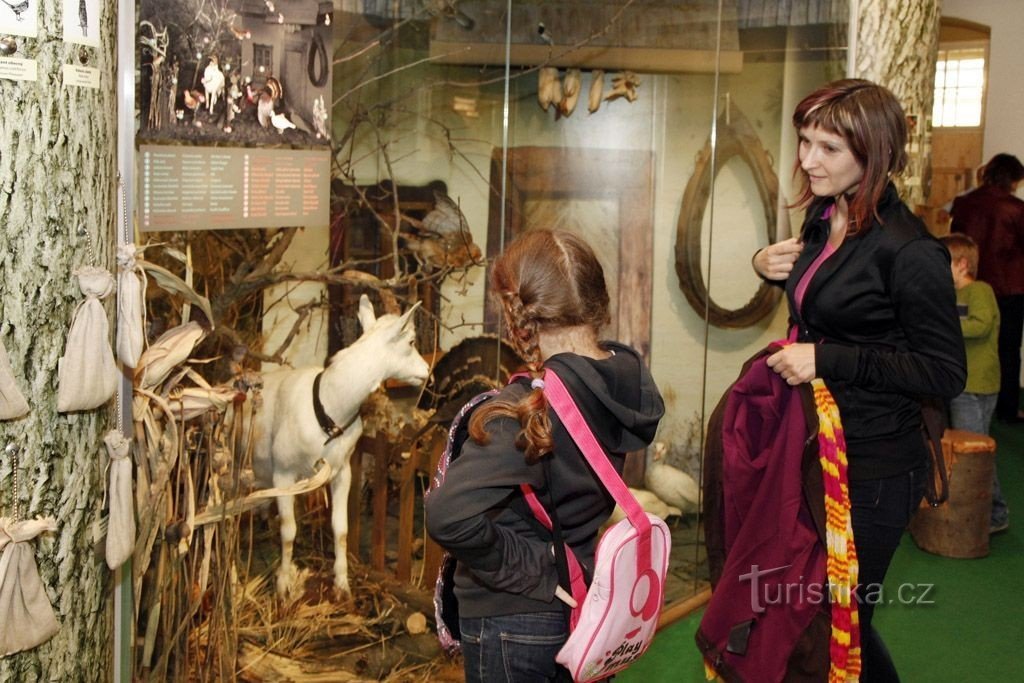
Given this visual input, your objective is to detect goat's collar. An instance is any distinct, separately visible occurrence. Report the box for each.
[312,371,357,445]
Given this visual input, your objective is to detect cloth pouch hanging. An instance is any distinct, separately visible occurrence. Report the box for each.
[0,339,29,420]
[116,243,146,369]
[0,516,60,656]
[57,266,119,412]
[104,430,135,570]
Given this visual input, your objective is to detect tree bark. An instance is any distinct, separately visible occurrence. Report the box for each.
[0,1,117,680]
[854,0,942,210]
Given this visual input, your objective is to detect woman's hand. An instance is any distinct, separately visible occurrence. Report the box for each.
[766,343,816,385]
[753,237,803,280]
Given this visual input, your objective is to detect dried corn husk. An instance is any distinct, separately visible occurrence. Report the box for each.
[135,321,206,391]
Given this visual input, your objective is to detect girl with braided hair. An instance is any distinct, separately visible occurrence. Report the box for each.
[427,229,664,682]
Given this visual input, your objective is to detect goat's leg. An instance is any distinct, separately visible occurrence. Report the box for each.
[329,463,353,596]
[274,490,301,598]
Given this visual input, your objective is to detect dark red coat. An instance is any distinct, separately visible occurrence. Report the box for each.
[951,185,1024,296]
[697,348,829,683]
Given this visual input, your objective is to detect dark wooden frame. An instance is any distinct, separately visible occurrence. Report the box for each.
[675,103,782,328]
[485,146,655,360]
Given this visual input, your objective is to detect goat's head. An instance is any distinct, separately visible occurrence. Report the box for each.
[352,294,430,386]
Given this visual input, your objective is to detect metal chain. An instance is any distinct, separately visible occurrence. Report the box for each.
[118,172,130,245]
[4,443,20,522]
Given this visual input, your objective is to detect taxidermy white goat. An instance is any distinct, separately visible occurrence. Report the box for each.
[253,294,430,597]
[201,56,225,113]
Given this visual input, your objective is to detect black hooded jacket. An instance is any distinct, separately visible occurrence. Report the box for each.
[425,341,664,618]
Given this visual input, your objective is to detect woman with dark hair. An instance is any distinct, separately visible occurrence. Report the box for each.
[951,152,1024,421]
[753,79,966,681]
[426,229,664,682]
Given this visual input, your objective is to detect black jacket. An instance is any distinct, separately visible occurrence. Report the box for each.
[787,184,966,479]
[425,342,664,618]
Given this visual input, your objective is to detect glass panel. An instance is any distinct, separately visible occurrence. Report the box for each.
[130,0,852,676]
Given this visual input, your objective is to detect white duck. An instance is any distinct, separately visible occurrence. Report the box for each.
[605,487,681,528]
[645,441,700,514]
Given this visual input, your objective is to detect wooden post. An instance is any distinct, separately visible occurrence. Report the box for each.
[371,434,390,570]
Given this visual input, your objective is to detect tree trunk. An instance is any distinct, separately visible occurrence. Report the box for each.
[854,0,942,211]
[0,1,118,680]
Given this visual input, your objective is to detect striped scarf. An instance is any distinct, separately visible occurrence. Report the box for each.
[812,378,861,682]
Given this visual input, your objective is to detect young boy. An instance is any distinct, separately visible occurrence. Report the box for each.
[941,234,1009,533]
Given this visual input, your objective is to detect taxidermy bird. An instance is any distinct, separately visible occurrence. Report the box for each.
[605,487,681,527]
[557,69,582,118]
[257,77,283,128]
[588,70,605,113]
[645,441,700,514]
[270,111,296,133]
[422,190,469,238]
[537,67,561,112]
[400,233,481,271]
[605,71,641,103]
[183,88,205,112]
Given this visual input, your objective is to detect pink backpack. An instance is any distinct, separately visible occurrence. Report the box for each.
[522,369,671,682]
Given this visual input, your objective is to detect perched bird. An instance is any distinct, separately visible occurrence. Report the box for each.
[537,67,561,112]
[557,68,582,118]
[605,487,681,528]
[257,77,283,128]
[270,111,296,133]
[605,71,641,103]
[588,69,605,113]
[644,442,700,514]
[403,190,481,270]
[400,233,481,271]
[201,56,225,113]
[183,88,205,112]
[537,21,554,46]
[422,189,469,237]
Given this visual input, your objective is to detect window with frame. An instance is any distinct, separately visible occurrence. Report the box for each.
[253,44,274,76]
[933,47,986,127]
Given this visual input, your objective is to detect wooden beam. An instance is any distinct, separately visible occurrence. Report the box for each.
[430,41,742,74]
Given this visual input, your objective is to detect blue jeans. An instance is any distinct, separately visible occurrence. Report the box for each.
[460,612,569,682]
[950,392,1009,527]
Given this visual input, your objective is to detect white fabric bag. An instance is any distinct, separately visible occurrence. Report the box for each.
[116,243,146,368]
[0,517,60,655]
[57,267,119,412]
[0,338,29,420]
[104,430,135,570]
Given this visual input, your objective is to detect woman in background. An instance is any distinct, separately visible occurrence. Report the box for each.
[426,229,664,682]
[753,79,966,681]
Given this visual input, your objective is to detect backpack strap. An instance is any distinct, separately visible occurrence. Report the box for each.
[517,368,654,603]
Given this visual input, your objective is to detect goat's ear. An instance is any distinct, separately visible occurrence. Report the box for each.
[357,294,376,331]
[398,300,422,330]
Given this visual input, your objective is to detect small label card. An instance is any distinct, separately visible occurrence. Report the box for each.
[0,57,38,82]
[62,64,99,88]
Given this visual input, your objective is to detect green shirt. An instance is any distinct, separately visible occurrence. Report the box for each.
[956,280,1000,395]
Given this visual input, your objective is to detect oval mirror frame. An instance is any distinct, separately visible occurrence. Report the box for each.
[675,103,782,328]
